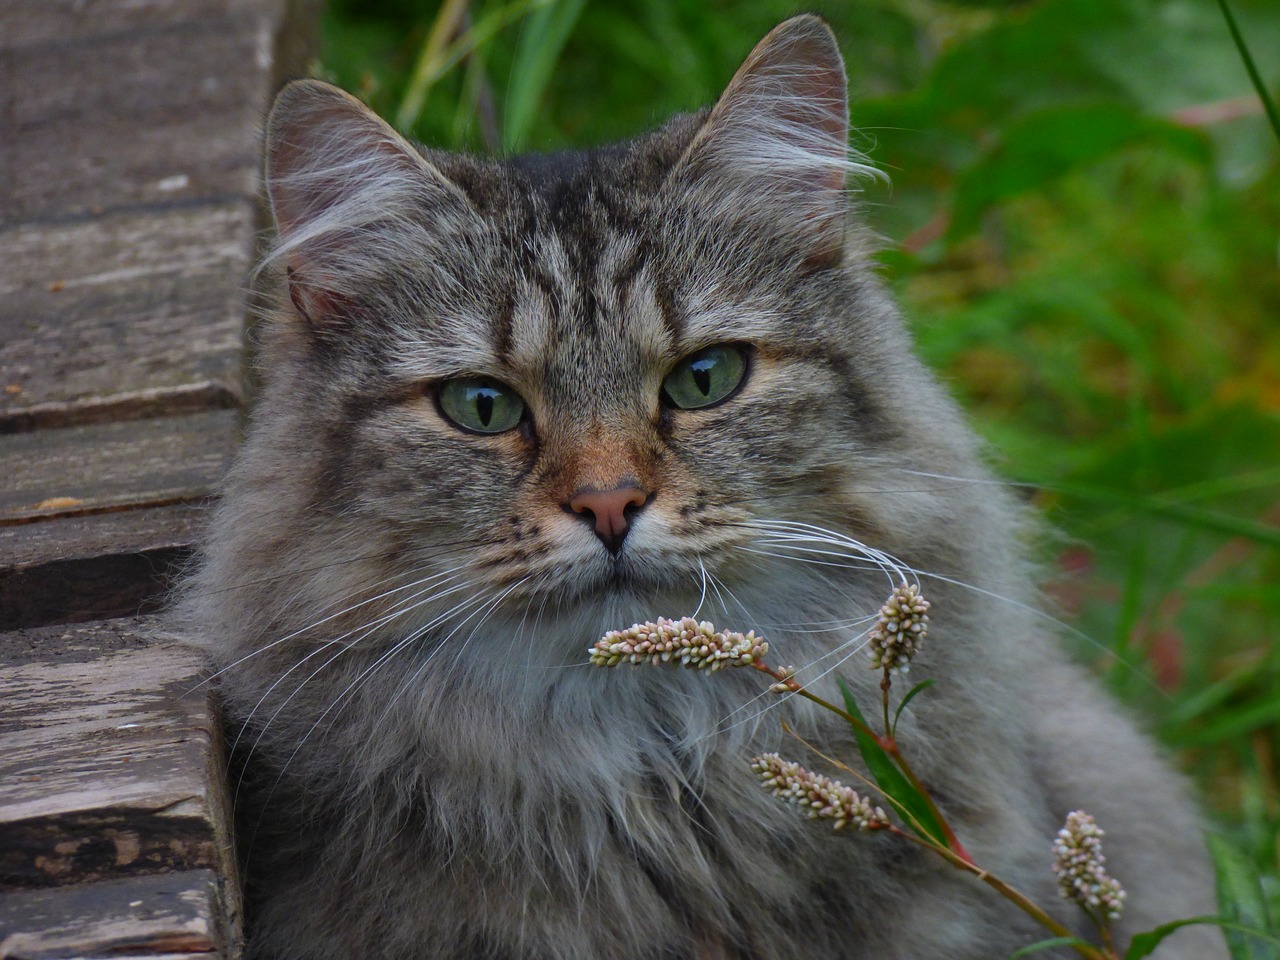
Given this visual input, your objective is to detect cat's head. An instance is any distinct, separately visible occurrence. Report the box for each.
[204,16,999,668]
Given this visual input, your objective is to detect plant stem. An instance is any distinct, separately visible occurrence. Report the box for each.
[881,667,893,735]
[896,830,1115,960]
[397,0,471,132]
[1214,0,1280,144]
[755,661,972,862]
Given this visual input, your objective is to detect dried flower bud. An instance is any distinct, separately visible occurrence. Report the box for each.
[751,753,890,832]
[868,582,930,673]
[589,618,768,671]
[1051,810,1127,921]
[768,665,797,693]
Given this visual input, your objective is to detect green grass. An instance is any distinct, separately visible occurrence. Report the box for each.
[319,0,1280,937]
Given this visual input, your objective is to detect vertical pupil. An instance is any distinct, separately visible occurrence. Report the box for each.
[691,358,714,396]
[475,389,495,427]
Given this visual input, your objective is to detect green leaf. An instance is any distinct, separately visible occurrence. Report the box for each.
[1208,834,1280,960]
[502,0,588,152]
[1028,479,1280,552]
[949,103,1211,241]
[892,679,936,736]
[1126,916,1223,959]
[837,677,949,847]
[1009,937,1098,959]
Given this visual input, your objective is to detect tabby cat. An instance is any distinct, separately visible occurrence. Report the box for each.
[181,16,1222,960]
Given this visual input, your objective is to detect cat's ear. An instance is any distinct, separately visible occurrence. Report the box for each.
[264,79,472,328]
[671,16,865,269]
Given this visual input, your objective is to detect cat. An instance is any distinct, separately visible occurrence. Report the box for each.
[179,15,1223,960]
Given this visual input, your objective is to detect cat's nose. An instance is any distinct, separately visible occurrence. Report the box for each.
[567,485,651,556]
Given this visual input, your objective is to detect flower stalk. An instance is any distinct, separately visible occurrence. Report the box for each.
[588,584,1129,960]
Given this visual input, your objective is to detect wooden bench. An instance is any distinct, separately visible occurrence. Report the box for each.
[1,3,319,955]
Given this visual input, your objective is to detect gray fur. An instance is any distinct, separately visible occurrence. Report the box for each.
[178,16,1221,960]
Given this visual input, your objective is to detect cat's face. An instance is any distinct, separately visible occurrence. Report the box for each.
[225,17,984,665]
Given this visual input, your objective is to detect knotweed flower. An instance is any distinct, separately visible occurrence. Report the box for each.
[751,753,889,831]
[1051,810,1127,921]
[589,618,768,671]
[868,582,930,673]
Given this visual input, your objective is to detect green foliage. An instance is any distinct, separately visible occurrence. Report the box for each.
[837,677,949,847]
[1210,834,1280,958]
[892,678,935,735]
[320,0,1280,919]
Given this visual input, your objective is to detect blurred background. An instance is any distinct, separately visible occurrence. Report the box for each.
[317,0,1280,916]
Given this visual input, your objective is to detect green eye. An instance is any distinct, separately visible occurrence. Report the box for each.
[437,377,525,434]
[661,344,749,410]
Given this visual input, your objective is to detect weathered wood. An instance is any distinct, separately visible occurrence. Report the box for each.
[3,38,260,223]
[0,414,230,627]
[0,411,236,523]
[0,619,237,908]
[0,0,323,950]
[0,204,253,430]
[0,0,270,49]
[0,502,207,570]
[0,870,229,959]
[0,0,320,223]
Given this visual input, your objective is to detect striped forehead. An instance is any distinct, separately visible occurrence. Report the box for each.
[506,229,673,368]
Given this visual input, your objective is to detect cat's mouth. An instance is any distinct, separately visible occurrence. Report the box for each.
[547,546,713,612]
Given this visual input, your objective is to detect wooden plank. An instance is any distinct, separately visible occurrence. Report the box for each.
[0,203,252,429]
[0,619,237,903]
[0,413,232,627]
[0,504,208,571]
[0,504,206,630]
[0,0,266,49]
[0,870,229,959]
[0,411,236,522]
[0,1,321,223]
[3,25,262,222]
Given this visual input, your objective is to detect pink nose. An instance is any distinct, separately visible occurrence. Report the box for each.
[568,485,650,555]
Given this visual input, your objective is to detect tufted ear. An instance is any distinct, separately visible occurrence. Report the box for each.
[264,79,473,328]
[670,16,869,268]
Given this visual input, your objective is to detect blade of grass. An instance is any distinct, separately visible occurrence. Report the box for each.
[397,0,471,133]
[1029,480,1280,550]
[1173,697,1280,750]
[1215,0,1280,144]
[398,0,546,135]
[1208,834,1279,959]
[502,0,587,152]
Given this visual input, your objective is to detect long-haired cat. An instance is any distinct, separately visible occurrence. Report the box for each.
[180,16,1222,959]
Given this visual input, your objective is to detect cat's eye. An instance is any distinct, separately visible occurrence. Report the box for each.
[661,344,749,410]
[436,377,526,434]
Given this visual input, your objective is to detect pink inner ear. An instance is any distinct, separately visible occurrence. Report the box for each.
[674,17,854,266]
[263,80,468,329]
[286,263,354,328]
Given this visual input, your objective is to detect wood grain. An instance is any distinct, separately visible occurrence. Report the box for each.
[0,0,323,950]
[0,0,268,49]
[0,502,209,628]
[2,45,260,223]
[0,870,229,959]
[0,501,208,570]
[0,618,237,902]
[0,204,253,430]
[0,411,236,523]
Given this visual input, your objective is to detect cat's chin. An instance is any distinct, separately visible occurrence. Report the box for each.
[521,553,715,631]
[550,550,705,604]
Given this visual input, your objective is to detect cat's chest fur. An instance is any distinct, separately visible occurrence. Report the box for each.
[181,15,1221,960]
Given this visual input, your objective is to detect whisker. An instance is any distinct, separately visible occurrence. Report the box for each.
[242,583,502,858]
[227,571,469,753]
[190,563,470,692]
